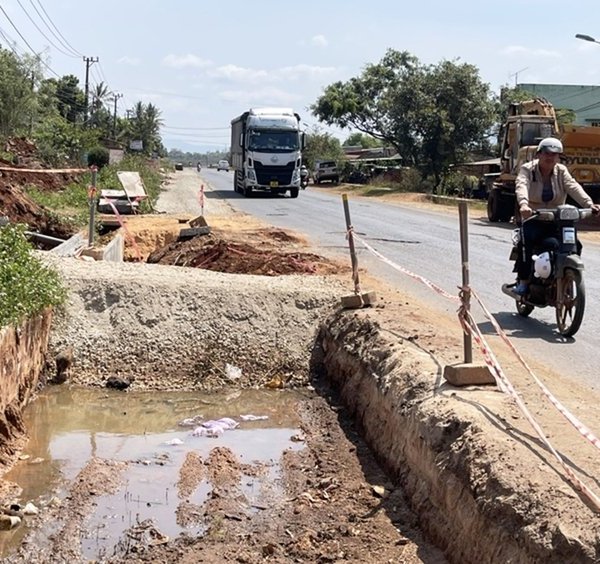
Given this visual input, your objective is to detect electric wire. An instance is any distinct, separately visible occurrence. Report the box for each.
[26,0,79,57]
[15,0,78,58]
[0,4,60,78]
[34,0,82,57]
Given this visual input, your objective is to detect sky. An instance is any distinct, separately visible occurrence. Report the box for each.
[2,0,600,153]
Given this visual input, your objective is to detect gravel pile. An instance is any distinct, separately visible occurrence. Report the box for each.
[41,254,345,391]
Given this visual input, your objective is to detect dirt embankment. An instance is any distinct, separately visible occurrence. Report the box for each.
[0,137,80,239]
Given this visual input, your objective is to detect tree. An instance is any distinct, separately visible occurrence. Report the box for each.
[301,127,344,170]
[53,75,85,123]
[312,49,496,184]
[0,48,38,137]
[122,101,164,155]
[343,132,382,148]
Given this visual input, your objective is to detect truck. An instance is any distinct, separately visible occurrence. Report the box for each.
[486,98,600,222]
[230,108,305,198]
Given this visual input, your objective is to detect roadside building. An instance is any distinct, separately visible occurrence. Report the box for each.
[518,83,600,126]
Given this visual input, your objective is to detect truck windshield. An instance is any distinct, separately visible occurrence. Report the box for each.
[248,130,299,152]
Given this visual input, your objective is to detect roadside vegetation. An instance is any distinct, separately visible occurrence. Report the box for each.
[0,224,65,329]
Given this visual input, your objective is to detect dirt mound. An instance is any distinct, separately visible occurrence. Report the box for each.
[0,184,74,239]
[147,228,342,276]
[0,137,82,238]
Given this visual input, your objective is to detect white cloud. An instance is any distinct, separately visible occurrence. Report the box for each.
[117,56,141,66]
[208,63,337,85]
[310,34,328,48]
[501,45,561,58]
[162,54,213,69]
[278,64,336,80]
[209,64,269,82]
[219,87,301,106]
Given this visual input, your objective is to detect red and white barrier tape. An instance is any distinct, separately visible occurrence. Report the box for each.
[472,289,600,452]
[459,307,600,512]
[100,199,143,262]
[353,232,460,302]
[352,230,600,510]
[198,184,205,216]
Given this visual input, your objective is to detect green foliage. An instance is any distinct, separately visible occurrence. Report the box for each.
[311,49,496,185]
[87,146,110,168]
[0,49,39,136]
[33,115,101,166]
[301,127,345,170]
[0,224,65,328]
[343,132,382,148]
[120,102,164,156]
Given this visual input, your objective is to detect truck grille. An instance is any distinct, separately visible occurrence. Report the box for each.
[254,161,294,185]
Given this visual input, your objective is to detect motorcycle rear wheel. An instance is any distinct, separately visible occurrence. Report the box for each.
[556,269,585,337]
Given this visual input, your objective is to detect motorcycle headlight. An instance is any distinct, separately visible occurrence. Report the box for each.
[558,206,579,221]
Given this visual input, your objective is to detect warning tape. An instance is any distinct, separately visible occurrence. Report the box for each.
[353,231,600,511]
[459,307,600,512]
[99,199,143,262]
[198,184,205,215]
[353,233,460,302]
[472,289,600,452]
[0,166,86,173]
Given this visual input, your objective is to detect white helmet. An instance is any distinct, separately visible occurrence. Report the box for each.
[537,137,563,154]
[533,252,552,279]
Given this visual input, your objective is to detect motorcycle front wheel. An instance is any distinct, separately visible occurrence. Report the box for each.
[556,269,585,337]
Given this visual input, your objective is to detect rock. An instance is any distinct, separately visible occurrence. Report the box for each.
[0,515,21,530]
[53,346,74,384]
[106,376,131,390]
[23,502,39,516]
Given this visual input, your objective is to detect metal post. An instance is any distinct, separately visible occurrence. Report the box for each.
[458,202,472,363]
[342,194,361,295]
[87,166,98,247]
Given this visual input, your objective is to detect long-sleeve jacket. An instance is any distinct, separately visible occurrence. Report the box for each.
[515,160,593,210]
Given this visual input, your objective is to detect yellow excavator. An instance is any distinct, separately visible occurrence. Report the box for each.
[486,98,600,222]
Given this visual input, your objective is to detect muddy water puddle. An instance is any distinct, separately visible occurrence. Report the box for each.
[1,386,308,559]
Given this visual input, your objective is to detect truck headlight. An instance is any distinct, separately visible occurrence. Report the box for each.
[247,169,257,182]
[292,169,300,183]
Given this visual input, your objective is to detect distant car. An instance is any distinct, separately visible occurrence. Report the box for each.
[313,160,339,184]
[175,162,184,171]
[217,160,230,172]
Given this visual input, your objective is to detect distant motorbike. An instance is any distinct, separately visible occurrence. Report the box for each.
[501,204,593,337]
[300,166,309,189]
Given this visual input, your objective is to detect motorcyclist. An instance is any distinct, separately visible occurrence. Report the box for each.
[513,137,600,295]
[197,161,202,172]
[300,164,309,188]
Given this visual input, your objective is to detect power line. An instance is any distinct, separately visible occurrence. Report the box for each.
[34,0,82,57]
[16,0,78,58]
[27,0,79,57]
[0,4,60,78]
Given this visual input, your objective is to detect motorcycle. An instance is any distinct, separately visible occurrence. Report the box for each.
[300,166,309,189]
[501,204,593,337]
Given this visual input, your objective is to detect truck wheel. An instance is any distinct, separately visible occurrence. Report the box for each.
[289,187,299,198]
[244,186,253,197]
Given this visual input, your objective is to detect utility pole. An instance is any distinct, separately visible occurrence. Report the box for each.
[82,56,99,125]
[112,93,123,138]
[125,109,133,120]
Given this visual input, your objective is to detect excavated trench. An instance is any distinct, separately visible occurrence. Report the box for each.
[2,225,598,562]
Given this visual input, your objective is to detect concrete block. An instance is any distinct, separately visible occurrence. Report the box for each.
[443,363,496,387]
[340,291,377,310]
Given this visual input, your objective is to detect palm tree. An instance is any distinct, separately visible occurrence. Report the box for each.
[91,82,110,115]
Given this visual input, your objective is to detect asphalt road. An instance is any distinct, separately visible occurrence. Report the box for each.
[200,167,600,390]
